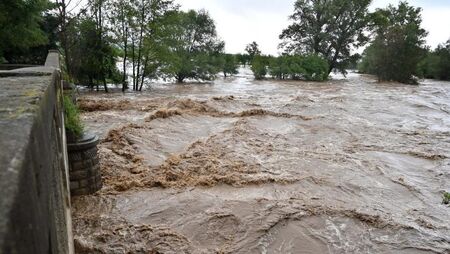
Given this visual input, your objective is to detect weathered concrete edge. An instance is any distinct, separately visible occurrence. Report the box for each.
[0,50,74,254]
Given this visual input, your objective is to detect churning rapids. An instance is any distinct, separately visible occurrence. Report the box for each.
[72,68,450,254]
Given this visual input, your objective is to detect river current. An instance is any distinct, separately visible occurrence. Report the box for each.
[72,68,450,253]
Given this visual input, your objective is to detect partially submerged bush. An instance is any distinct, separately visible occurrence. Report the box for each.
[63,95,84,139]
[268,54,329,81]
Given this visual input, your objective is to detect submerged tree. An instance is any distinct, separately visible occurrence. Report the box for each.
[251,55,267,80]
[418,41,450,81]
[360,1,427,84]
[280,0,372,74]
[433,41,450,80]
[245,41,261,62]
[268,54,329,81]
[153,10,225,83]
[219,54,239,78]
[106,0,134,91]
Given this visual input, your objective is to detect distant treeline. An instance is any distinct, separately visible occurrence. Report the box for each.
[246,0,450,84]
[1,0,449,89]
[0,0,242,92]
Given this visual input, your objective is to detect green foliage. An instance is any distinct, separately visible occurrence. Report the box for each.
[268,54,329,81]
[63,96,84,139]
[443,192,450,205]
[151,9,225,83]
[251,56,267,80]
[418,41,450,81]
[68,16,121,88]
[0,0,52,60]
[359,1,427,84]
[280,0,371,74]
[245,41,261,62]
[417,51,441,79]
[220,54,239,78]
[235,53,251,66]
[1,13,58,64]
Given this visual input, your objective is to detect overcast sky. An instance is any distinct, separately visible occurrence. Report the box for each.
[179,0,450,55]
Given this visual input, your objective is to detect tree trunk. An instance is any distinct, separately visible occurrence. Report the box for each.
[103,76,108,93]
[176,75,184,83]
[139,55,148,91]
[135,1,146,92]
[122,24,128,92]
[89,76,93,90]
[131,37,136,90]
[98,0,107,93]
[58,0,72,78]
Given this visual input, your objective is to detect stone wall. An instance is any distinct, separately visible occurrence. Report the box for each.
[0,51,74,254]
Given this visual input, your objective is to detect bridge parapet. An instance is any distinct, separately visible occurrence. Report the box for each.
[0,50,74,254]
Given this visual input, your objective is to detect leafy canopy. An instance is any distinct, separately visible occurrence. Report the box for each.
[219,54,239,78]
[152,9,225,83]
[418,41,450,81]
[359,1,427,84]
[269,55,329,81]
[0,0,52,61]
[245,41,261,59]
[280,0,372,74]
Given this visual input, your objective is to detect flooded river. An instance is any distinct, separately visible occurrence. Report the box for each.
[72,69,450,253]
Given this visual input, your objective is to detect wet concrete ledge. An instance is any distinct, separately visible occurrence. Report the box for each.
[0,51,74,253]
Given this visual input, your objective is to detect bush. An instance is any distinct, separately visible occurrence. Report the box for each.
[63,95,84,139]
[268,54,329,81]
[301,55,329,81]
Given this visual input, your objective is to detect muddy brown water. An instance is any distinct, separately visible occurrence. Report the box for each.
[72,69,450,253]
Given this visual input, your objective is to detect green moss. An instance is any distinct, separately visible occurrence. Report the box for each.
[23,89,40,98]
[63,95,84,138]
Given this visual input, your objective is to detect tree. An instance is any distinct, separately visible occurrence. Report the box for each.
[1,13,58,64]
[245,41,261,61]
[67,14,120,90]
[0,0,51,62]
[418,41,450,81]
[251,55,267,80]
[153,10,225,83]
[417,49,439,79]
[434,41,450,80]
[280,0,371,74]
[131,0,174,90]
[360,1,427,84]
[220,54,239,78]
[106,0,134,91]
[235,53,251,66]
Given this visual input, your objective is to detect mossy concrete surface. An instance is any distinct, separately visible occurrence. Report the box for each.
[0,51,74,254]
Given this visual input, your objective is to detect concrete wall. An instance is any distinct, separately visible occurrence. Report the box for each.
[0,51,74,254]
